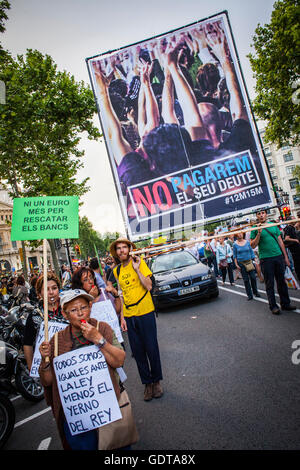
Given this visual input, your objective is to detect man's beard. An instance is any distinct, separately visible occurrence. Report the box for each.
[120,253,130,262]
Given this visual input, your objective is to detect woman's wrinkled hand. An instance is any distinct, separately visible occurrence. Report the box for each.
[39,341,51,360]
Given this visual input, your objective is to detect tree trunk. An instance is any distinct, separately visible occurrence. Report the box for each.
[48,239,60,277]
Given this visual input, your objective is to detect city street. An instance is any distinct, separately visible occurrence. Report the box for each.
[3,278,300,450]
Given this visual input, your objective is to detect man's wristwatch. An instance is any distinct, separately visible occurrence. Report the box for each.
[97,337,107,348]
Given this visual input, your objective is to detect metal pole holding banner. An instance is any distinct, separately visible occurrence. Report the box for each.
[131,218,300,258]
[43,239,49,363]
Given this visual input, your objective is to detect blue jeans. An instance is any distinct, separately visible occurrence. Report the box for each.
[238,261,258,299]
[63,421,98,450]
[63,421,132,451]
[126,311,163,385]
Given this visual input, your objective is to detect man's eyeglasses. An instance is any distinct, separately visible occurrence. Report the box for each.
[67,305,89,315]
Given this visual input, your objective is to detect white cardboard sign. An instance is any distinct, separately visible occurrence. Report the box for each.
[90,296,123,344]
[53,345,122,436]
[30,321,68,377]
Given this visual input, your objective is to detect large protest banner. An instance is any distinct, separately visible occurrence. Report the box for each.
[54,345,122,436]
[86,11,273,240]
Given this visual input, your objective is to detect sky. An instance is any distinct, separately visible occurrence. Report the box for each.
[2,0,276,235]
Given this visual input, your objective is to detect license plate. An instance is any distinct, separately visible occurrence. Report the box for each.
[178,286,200,296]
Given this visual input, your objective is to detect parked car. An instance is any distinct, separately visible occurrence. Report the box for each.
[149,249,219,309]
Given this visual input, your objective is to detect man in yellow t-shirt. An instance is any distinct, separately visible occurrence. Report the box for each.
[110,237,163,402]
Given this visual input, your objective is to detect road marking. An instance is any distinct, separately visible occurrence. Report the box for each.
[11,395,22,401]
[218,284,300,313]
[220,280,300,303]
[14,407,51,428]
[38,437,52,450]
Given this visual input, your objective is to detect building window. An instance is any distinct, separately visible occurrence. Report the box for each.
[281,143,290,150]
[289,179,299,190]
[264,147,271,156]
[283,152,294,162]
[293,195,300,205]
[12,240,17,249]
[286,165,296,175]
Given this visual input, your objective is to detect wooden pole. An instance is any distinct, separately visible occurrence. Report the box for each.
[43,239,49,363]
[130,218,300,257]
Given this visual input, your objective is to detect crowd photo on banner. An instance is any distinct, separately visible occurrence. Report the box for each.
[88,12,272,240]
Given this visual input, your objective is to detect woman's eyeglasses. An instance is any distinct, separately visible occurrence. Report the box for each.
[67,305,89,315]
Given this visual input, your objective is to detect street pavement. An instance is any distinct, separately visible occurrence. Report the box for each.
[3,278,300,450]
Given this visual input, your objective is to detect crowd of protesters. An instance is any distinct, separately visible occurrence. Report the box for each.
[1,209,300,449]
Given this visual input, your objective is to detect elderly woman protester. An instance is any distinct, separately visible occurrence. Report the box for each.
[233,232,261,301]
[38,289,126,450]
[23,272,67,371]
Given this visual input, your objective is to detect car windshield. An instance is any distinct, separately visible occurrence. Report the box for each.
[151,251,198,274]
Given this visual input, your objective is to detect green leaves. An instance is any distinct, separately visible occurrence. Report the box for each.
[71,217,120,259]
[248,0,300,148]
[0,0,10,35]
[0,49,101,201]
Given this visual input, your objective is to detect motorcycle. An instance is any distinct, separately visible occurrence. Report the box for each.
[0,303,38,351]
[0,341,44,403]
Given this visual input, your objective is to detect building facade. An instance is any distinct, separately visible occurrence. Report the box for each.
[260,129,300,215]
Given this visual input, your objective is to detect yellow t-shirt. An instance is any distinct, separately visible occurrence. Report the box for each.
[0,287,7,295]
[114,259,154,318]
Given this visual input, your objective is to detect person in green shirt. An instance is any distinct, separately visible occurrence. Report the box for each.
[250,210,296,315]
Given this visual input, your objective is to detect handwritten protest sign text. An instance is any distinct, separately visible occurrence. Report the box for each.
[54,345,121,435]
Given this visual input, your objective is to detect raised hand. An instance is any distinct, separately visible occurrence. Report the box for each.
[92,61,112,92]
[160,36,182,68]
[205,22,231,64]
[192,25,207,50]
[139,58,153,84]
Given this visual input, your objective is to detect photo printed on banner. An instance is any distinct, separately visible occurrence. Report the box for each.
[87,11,272,239]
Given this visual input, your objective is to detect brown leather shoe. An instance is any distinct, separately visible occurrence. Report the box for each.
[144,384,153,401]
[152,381,163,399]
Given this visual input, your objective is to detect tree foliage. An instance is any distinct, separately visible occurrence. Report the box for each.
[0,0,10,35]
[0,49,100,198]
[248,0,300,147]
[0,48,101,276]
[72,217,120,259]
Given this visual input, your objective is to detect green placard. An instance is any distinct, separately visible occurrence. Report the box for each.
[11,196,79,241]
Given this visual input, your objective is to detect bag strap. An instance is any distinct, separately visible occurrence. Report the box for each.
[116,264,121,278]
[123,290,149,309]
[115,262,149,309]
[264,228,284,255]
